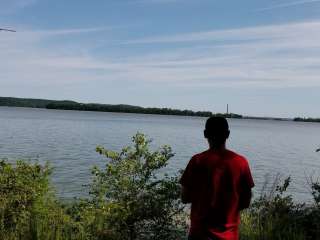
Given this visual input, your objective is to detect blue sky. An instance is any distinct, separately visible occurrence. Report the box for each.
[1,0,320,117]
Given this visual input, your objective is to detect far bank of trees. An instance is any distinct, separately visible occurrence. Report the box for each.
[46,102,213,117]
[294,117,320,123]
[0,96,243,118]
[46,101,243,118]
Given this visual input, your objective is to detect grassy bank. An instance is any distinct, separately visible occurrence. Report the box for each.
[1,133,319,239]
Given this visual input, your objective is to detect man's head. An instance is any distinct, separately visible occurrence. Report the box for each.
[204,116,230,147]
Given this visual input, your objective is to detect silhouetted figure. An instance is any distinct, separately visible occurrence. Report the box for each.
[180,117,254,240]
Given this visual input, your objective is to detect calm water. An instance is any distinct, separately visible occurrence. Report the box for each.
[1,107,320,201]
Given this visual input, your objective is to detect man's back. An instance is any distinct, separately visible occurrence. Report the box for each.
[180,149,254,239]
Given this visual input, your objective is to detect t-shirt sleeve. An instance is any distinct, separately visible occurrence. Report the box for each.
[179,156,196,188]
[240,159,255,189]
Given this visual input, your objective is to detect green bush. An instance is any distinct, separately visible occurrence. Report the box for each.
[0,160,89,240]
[1,133,320,240]
[0,133,187,240]
[90,132,187,240]
[240,176,320,240]
[0,160,50,239]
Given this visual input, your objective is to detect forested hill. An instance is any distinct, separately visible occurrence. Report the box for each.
[0,97,77,108]
[0,96,243,118]
[293,117,320,123]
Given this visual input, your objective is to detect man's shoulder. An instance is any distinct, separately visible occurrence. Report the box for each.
[226,149,245,158]
[193,149,212,158]
[226,150,249,164]
[191,149,246,159]
[190,150,249,166]
[190,150,210,163]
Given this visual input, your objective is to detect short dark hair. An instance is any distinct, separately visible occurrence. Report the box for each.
[204,116,229,140]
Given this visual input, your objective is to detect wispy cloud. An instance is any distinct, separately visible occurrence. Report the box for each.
[0,27,112,47]
[1,20,320,103]
[256,0,320,11]
[0,0,37,14]
[133,0,182,4]
[126,21,320,44]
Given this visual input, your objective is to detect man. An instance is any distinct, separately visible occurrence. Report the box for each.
[180,116,254,240]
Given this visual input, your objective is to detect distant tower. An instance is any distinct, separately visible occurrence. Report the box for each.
[227,104,229,115]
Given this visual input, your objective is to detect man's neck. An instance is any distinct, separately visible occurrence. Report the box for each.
[209,142,227,152]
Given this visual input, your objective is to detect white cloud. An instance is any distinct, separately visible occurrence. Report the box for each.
[1,20,320,98]
[133,0,182,4]
[256,0,320,11]
[0,0,37,14]
[126,21,320,44]
[118,20,320,87]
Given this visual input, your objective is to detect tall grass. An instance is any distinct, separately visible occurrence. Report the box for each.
[240,176,320,240]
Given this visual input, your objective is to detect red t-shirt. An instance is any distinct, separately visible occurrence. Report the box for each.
[180,149,254,240]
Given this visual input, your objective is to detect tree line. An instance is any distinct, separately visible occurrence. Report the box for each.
[294,117,320,123]
[0,96,243,118]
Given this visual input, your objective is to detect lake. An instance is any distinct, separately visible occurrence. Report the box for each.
[0,107,319,201]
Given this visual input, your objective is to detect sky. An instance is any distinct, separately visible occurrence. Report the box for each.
[0,0,320,118]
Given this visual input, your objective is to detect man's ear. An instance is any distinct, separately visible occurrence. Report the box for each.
[226,130,230,139]
[204,129,208,139]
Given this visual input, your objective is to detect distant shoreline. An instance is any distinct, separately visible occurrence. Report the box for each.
[0,96,319,123]
[0,96,241,119]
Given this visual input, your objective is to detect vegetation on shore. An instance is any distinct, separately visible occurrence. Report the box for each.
[3,96,320,123]
[0,96,76,109]
[0,96,242,118]
[294,117,320,123]
[240,175,320,239]
[0,133,187,240]
[1,133,320,239]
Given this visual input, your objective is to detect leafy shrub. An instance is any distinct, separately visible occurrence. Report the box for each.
[0,133,187,240]
[0,160,51,239]
[90,132,187,240]
[240,175,320,240]
[2,133,320,240]
[0,160,89,240]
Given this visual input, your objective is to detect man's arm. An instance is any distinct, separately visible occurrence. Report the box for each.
[239,159,254,210]
[239,188,252,210]
[181,185,192,204]
[179,157,196,204]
